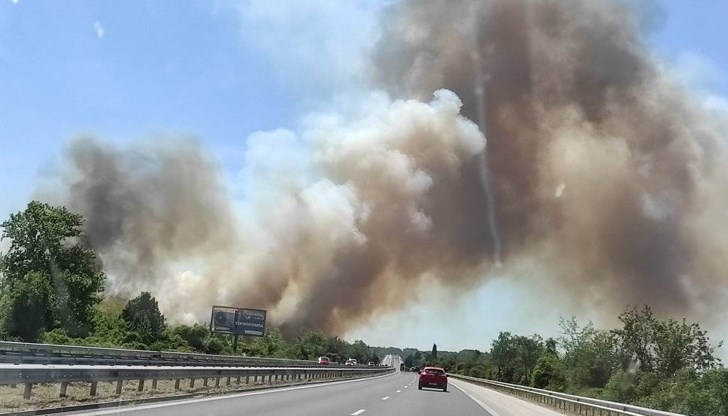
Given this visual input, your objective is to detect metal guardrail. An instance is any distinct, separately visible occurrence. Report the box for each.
[0,364,392,399]
[0,341,360,368]
[450,374,685,416]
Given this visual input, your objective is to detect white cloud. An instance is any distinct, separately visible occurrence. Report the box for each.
[93,21,105,39]
[11,0,20,4]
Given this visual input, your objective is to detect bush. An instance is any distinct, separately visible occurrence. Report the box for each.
[206,337,226,355]
[602,369,638,403]
[172,324,209,353]
[42,328,73,345]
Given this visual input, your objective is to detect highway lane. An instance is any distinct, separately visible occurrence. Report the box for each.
[68,371,494,416]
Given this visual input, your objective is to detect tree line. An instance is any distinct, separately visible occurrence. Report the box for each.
[397,308,727,415]
[0,202,379,364]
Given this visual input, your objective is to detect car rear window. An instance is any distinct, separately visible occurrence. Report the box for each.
[425,368,444,375]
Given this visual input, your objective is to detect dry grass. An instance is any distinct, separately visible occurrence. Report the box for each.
[0,374,340,414]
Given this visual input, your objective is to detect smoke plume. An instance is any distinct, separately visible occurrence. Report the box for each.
[50,0,728,333]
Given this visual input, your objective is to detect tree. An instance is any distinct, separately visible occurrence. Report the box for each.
[294,330,327,360]
[348,340,370,363]
[0,201,105,340]
[122,292,166,344]
[0,272,54,341]
[432,343,438,359]
[531,354,567,391]
[612,306,721,377]
[490,332,544,383]
[560,317,618,389]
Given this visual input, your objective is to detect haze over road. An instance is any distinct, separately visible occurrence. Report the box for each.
[64,370,563,416]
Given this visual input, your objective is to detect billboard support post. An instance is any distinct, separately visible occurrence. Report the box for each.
[233,334,239,353]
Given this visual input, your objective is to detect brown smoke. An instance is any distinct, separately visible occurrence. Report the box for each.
[48,0,728,333]
[373,0,728,317]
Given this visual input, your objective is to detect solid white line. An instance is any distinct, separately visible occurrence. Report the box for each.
[450,381,503,416]
[351,409,366,416]
[381,396,390,400]
[78,372,395,415]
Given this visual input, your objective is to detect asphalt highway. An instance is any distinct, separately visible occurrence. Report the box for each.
[69,371,496,416]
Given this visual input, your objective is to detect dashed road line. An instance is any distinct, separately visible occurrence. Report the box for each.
[396,390,401,393]
[381,396,390,401]
[351,409,366,416]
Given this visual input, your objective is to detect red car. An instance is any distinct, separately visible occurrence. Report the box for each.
[318,356,330,365]
[418,366,448,392]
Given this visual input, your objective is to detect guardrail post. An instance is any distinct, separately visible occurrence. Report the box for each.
[138,379,145,392]
[226,376,231,386]
[189,378,195,388]
[268,373,273,385]
[152,379,157,390]
[90,381,98,396]
[23,383,32,399]
[245,375,249,384]
[174,379,180,390]
[215,377,220,387]
[203,377,208,387]
[116,380,123,395]
[59,381,68,397]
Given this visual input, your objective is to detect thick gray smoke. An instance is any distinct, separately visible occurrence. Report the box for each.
[59,138,241,298]
[50,0,728,333]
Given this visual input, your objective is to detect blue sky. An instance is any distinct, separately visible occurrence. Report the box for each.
[1,0,727,350]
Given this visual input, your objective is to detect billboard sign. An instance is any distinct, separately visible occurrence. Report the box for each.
[211,305,266,337]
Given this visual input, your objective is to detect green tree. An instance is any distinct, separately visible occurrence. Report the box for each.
[1,272,55,341]
[0,201,105,340]
[490,332,544,383]
[348,340,370,363]
[121,292,166,344]
[531,353,567,391]
[246,327,287,357]
[294,330,328,360]
[431,343,438,359]
[560,317,618,389]
[612,306,721,377]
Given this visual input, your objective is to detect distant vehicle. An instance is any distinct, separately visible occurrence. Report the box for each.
[318,356,330,365]
[418,366,448,392]
[367,362,375,366]
[345,358,357,366]
[410,366,419,372]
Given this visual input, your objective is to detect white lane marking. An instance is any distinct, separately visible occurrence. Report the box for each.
[382,396,390,400]
[450,382,502,416]
[396,390,401,393]
[78,372,396,415]
[351,410,366,416]
[404,386,408,388]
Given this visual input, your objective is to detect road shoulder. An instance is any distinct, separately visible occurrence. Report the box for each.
[450,378,566,416]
